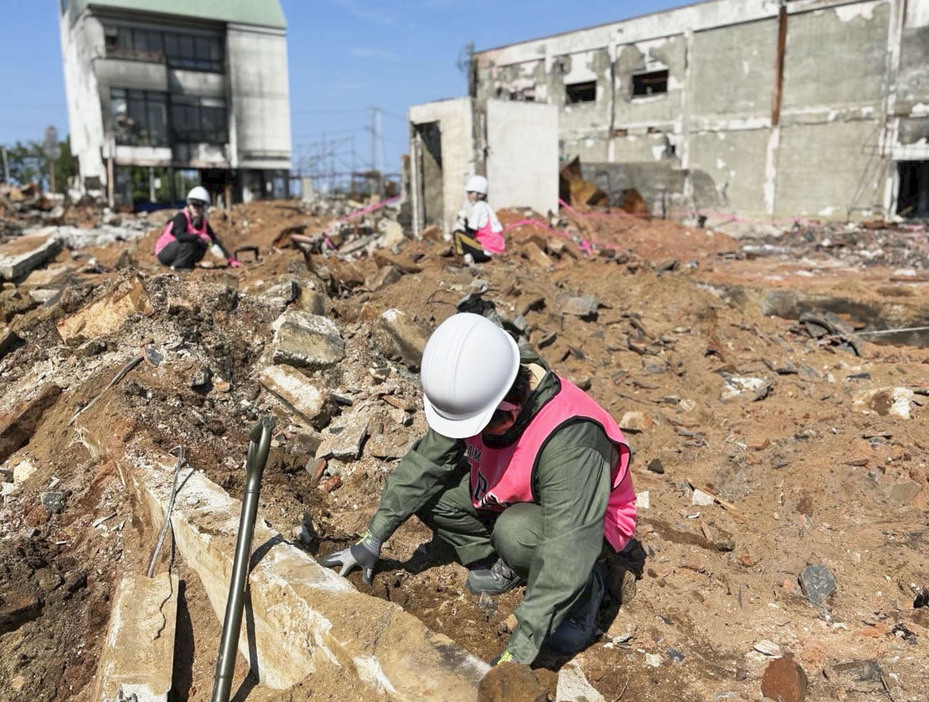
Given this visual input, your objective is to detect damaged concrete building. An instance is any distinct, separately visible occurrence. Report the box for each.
[58,0,292,206]
[468,0,929,222]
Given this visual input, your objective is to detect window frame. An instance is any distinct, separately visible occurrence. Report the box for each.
[102,23,225,73]
[631,69,670,99]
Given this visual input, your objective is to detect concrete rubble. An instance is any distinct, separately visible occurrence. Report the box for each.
[1,197,929,701]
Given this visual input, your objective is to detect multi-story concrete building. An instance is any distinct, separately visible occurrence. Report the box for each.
[471,0,929,222]
[59,0,292,206]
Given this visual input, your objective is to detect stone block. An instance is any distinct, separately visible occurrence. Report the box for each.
[371,308,428,369]
[561,295,600,320]
[720,375,771,403]
[316,409,370,460]
[0,326,23,358]
[0,383,62,464]
[619,411,653,433]
[271,310,344,370]
[0,231,62,280]
[93,572,179,702]
[827,660,884,694]
[56,277,153,343]
[556,660,605,701]
[799,564,836,606]
[83,437,489,699]
[366,265,402,292]
[761,657,808,702]
[853,387,914,419]
[260,365,329,426]
[884,479,921,505]
[524,241,554,269]
[294,285,328,315]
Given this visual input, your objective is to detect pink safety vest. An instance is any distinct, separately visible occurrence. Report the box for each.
[154,209,210,255]
[464,376,636,551]
[472,202,505,254]
[475,219,506,254]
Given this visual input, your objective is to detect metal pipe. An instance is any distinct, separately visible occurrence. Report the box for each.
[211,416,275,702]
[772,1,788,127]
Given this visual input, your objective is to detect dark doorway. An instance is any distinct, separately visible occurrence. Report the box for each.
[897,161,929,218]
[415,121,444,229]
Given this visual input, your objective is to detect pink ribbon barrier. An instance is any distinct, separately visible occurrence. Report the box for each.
[338,195,401,222]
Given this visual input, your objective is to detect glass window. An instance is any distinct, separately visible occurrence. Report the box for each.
[110,88,169,146]
[170,95,227,144]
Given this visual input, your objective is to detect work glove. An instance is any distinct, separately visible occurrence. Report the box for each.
[227,257,243,268]
[319,531,382,585]
[489,650,516,666]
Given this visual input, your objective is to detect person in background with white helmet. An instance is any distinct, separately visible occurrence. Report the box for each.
[320,312,637,667]
[154,186,242,270]
[452,175,505,264]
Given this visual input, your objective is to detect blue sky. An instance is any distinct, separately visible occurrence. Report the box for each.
[0,0,692,174]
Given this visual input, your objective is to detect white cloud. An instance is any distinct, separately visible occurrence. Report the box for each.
[349,47,401,62]
[333,0,396,24]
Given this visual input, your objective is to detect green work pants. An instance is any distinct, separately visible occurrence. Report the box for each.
[415,469,544,573]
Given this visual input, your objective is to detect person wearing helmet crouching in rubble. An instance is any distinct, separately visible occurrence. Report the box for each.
[320,312,638,667]
[154,186,242,270]
[452,175,505,264]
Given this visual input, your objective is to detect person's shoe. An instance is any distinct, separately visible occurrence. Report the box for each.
[466,557,521,595]
[548,565,606,655]
[463,253,475,266]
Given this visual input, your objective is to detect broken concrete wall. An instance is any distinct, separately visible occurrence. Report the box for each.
[473,0,927,222]
[409,98,475,236]
[486,101,559,216]
[59,9,108,190]
[614,35,687,131]
[555,47,612,151]
[896,12,929,151]
[777,120,882,218]
[227,25,293,178]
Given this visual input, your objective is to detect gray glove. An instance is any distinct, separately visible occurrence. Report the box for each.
[320,531,382,585]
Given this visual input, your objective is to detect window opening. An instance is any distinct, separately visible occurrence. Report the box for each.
[565,81,596,104]
[632,70,669,98]
[897,161,929,219]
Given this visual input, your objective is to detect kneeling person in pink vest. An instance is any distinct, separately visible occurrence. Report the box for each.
[154,186,241,270]
[321,313,637,666]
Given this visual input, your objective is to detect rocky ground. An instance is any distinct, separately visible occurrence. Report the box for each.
[1,199,928,701]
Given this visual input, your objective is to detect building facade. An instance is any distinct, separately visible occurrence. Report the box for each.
[472,0,929,222]
[59,0,292,206]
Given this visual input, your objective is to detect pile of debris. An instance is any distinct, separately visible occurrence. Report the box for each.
[2,198,929,702]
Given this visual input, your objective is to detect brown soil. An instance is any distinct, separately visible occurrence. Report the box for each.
[1,200,928,701]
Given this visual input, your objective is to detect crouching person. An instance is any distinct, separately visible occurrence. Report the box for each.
[320,313,637,665]
[154,186,241,270]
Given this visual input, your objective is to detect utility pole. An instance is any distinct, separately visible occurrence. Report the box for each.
[368,106,385,198]
[43,125,61,194]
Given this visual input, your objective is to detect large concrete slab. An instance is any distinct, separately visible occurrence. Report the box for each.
[259,365,329,425]
[93,572,179,702]
[78,418,488,699]
[56,276,154,343]
[0,231,62,281]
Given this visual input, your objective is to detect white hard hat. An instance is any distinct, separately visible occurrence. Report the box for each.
[464,175,488,195]
[421,313,520,439]
[187,185,211,206]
